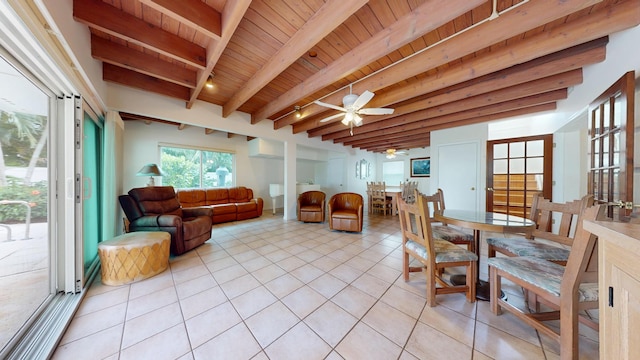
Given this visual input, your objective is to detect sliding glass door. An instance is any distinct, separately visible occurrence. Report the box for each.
[82,112,102,277]
[0,55,52,353]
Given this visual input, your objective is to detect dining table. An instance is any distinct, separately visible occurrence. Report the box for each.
[385,186,402,215]
[434,209,536,301]
[366,185,402,215]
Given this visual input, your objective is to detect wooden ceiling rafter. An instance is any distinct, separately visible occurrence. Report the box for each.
[73,0,640,153]
[253,0,485,125]
[278,0,602,131]
[222,0,370,118]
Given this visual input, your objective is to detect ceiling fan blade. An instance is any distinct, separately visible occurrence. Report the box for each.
[357,107,394,115]
[314,100,347,112]
[319,113,345,123]
[352,90,374,110]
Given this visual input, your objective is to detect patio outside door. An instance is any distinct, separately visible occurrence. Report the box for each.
[486,134,553,219]
[0,56,52,353]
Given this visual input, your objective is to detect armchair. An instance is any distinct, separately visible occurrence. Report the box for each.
[119,186,213,255]
[297,191,326,223]
[328,192,363,232]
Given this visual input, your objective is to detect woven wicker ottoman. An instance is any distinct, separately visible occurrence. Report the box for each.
[98,231,170,286]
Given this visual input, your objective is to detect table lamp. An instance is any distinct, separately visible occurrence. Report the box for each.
[136,163,164,186]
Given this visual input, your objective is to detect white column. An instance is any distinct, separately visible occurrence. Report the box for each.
[283,141,297,220]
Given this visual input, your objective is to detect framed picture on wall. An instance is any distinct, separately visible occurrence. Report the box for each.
[410,157,430,177]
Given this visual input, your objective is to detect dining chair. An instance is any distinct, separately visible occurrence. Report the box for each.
[425,188,474,253]
[487,193,594,264]
[365,181,373,214]
[398,190,478,306]
[488,203,604,360]
[370,182,392,215]
[400,181,418,204]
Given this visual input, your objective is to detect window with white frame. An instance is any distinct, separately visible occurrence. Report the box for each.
[382,161,404,186]
[160,145,234,188]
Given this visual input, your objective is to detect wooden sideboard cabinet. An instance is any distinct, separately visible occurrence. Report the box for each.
[583,220,640,360]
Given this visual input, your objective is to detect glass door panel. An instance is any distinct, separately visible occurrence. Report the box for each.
[588,72,634,220]
[0,56,51,352]
[82,113,101,276]
[487,134,553,218]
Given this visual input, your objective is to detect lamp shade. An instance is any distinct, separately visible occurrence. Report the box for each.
[136,163,164,177]
[136,163,164,186]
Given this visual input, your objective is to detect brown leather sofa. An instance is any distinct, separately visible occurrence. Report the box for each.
[328,192,363,232]
[297,191,326,223]
[119,186,213,255]
[176,186,263,224]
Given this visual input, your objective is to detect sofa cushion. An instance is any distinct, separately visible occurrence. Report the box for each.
[176,189,206,207]
[229,186,251,203]
[236,201,256,213]
[212,203,237,215]
[205,188,230,205]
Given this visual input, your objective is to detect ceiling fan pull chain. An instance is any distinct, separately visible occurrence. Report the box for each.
[350,122,354,136]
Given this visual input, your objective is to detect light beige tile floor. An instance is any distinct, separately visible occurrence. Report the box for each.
[52,212,599,360]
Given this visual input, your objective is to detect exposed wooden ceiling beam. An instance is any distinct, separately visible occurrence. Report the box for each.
[328,90,567,144]
[357,135,428,150]
[178,124,186,130]
[326,70,581,142]
[186,0,251,108]
[251,0,484,124]
[278,0,608,130]
[223,0,369,118]
[73,0,207,68]
[103,64,190,101]
[350,103,557,151]
[138,0,222,40]
[296,27,610,135]
[205,128,216,135]
[91,34,197,88]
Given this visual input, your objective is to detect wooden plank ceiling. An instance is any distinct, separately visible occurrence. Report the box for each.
[73,0,640,153]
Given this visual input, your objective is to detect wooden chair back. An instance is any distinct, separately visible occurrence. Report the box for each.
[371,182,392,215]
[529,193,595,245]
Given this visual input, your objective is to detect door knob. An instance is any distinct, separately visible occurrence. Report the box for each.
[608,200,640,210]
[471,187,475,191]
[487,187,494,191]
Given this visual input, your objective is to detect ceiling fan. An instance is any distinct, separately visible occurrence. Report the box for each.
[314,85,394,135]
[385,148,408,159]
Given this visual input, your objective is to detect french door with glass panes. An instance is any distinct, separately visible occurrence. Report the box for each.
[588,71,635,221]
[486,135,553,218]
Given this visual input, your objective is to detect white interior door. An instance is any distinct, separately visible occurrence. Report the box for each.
[437,142,479,211]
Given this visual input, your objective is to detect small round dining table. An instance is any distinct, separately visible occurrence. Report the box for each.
[434,209,536,301]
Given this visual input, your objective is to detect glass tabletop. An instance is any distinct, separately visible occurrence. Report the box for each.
[439,209,535,228]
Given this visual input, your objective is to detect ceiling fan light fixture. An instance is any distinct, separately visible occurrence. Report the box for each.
[353,114,363,126]
[344,111,354,123]
[386,148,397,159]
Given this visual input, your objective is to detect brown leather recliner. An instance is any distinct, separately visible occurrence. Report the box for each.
[297,191,326,223]
[119,186,213,255]
[328,192,363,232]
